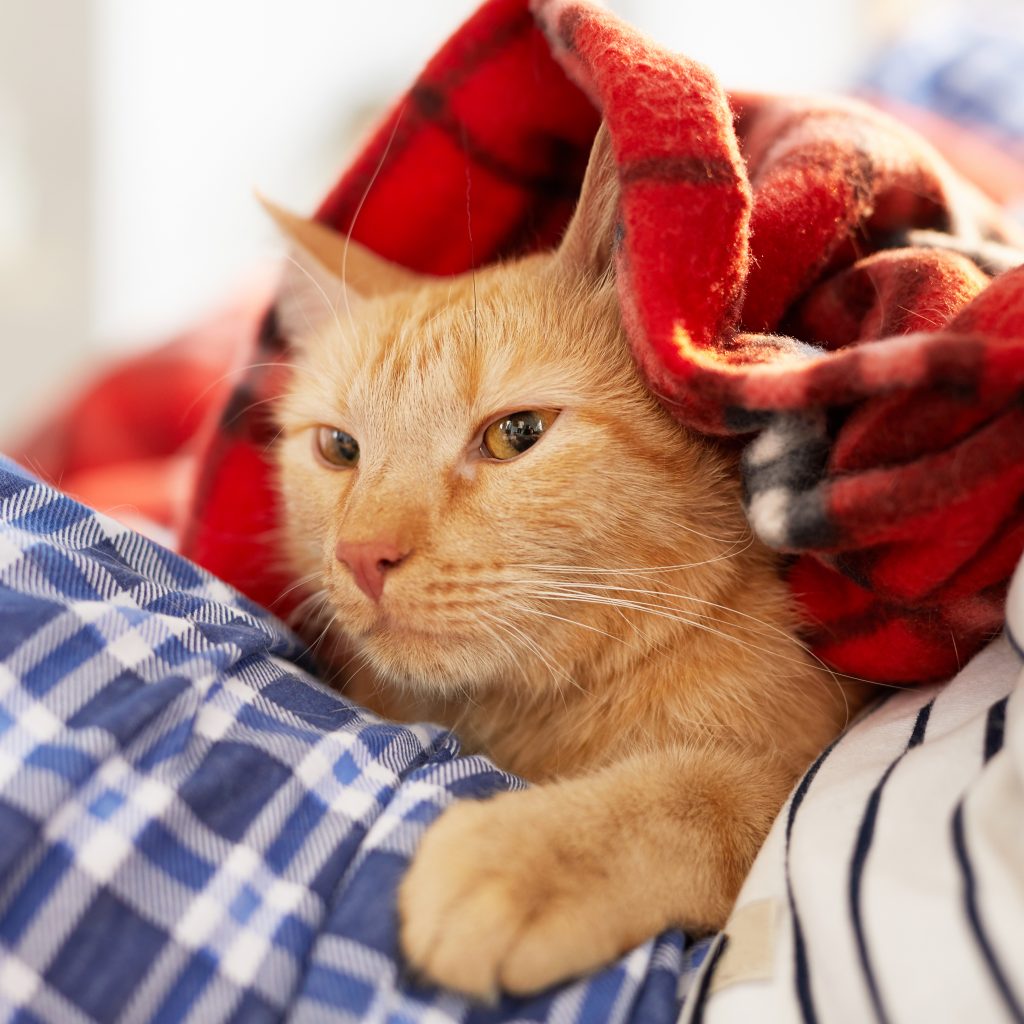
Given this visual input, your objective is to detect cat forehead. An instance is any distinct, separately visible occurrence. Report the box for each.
[349,303,565,419]
[317,265,576,367]
[289,254,626,439]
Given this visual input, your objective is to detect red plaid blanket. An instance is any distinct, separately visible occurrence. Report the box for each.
[35,0,1024,684]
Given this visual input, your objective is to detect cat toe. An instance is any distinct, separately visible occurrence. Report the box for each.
[399,794,629,998]
[398,801,516,998]
[406,880,522,1000]
[499,904,624,994]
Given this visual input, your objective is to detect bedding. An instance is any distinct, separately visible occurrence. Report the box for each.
[858,2,1024,234]
[0,456,709,1023]
[5,453,1024,1024]
[682,581,1024,1023]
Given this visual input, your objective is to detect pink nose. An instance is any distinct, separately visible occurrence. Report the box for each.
[335,539,410,602]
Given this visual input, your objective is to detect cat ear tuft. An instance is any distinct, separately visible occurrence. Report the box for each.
[259,195,422,343]
[556,123,619,280]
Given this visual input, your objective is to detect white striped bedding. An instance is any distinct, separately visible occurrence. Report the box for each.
[680,562,1024,1024]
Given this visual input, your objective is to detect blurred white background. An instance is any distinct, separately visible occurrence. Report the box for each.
[0,0,902,439]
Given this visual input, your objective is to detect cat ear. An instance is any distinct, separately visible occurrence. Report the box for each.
[556,123,619,279]
[259,196,421,340]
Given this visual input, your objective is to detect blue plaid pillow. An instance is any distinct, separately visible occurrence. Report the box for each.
[0,456,704,1023]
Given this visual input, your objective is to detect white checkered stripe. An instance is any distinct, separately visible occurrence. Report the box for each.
[0,457,705,1022]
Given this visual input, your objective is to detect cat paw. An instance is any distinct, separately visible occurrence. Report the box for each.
[398,792,635,999]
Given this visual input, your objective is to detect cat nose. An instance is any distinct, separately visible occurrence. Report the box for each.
[335,538,411,602]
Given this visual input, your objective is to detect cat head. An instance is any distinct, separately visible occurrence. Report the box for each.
[270,127,745,696]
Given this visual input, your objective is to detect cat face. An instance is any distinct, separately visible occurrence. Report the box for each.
[271,133,744,697]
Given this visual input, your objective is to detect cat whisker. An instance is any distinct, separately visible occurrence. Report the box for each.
[286,586,331,629]
[449,673,481,718]
[481,608,583,701]
[179,359,317,425]
[341,102,407,339]
[242,360,318,375]
[512,579,784,643]
[282,252,348,348]
[520,577,879,710]
[511,570,859,687]
[511,604,633,647]
[490,614,564,690]
[518,586,850,709]
[262,425,287,453]
[511,542,751,576]
[295,592,338,663]
[319,643,372,693]
[276,570,325,605]
[659,518,753,546]
[528,589,856,724]
[478,613,530,682]
[223,392,289,424]
[459,121,480,355]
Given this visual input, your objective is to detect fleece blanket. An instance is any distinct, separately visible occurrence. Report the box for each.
[172,0,1024,686]
[0,456,708,1023]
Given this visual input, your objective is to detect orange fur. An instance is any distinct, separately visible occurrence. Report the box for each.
[270,128,868,998]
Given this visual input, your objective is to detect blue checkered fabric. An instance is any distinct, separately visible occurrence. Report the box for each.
[0,456,706,1023]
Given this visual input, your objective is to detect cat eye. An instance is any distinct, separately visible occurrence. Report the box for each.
[316,426,360,468]
[481,410,558,461]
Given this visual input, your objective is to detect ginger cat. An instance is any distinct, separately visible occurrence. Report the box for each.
[269,126,865,999]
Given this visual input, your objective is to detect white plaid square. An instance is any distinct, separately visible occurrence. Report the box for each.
[174,892,224,950]
[223,844,261,881]
[134,777,176,818]
[78,824,134,883]
[295,748,333,789]
[0,954,41,1003]
[195,704,237,743]
[220,931,271,987]
[106,629,154,670]
[19,703,62,743]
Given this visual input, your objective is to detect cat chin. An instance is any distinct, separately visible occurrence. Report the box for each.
[354,630,497,696]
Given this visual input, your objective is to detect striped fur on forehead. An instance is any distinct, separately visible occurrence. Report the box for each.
[284,251,637,450]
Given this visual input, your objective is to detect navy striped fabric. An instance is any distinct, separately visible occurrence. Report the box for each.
[682,594,1024,1024]
[0,457,708,1023]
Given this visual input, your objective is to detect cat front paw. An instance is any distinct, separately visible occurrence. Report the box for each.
[398,791,642,1000]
